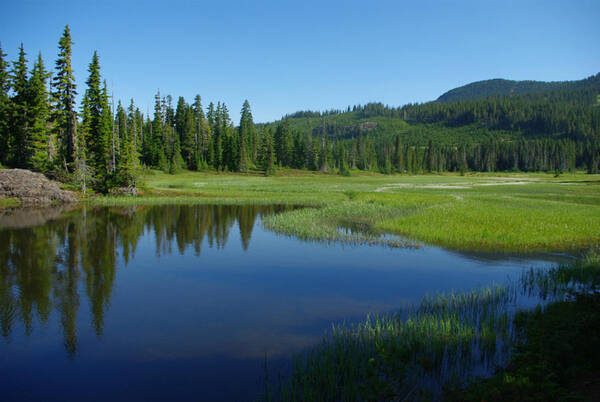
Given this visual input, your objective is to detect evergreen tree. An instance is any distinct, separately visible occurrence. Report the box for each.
[183,104,197,169]
[9,43,29,167]
[151,91,167,170]
[394,135,404,173]
[0,42,10,165]
[174,97,195,170]
[426,139,435,172]
[84,52,108,188]
[220,103,234,171]
[126,99,139,156]
[238,100,254,172]
[274,120,292,166]
[28,52,51,171]
[76,92,91,192]
[115,110,139,189]
[258,127,276,175]
[98,81,113,188]
[192,95,209,168]
[51,25,77,171]
[318,136,329,172]
[206,101,216,167]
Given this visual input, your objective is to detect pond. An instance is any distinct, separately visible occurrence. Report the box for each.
[0,204,565,401]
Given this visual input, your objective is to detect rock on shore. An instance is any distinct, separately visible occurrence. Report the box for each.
[0,169,79,204]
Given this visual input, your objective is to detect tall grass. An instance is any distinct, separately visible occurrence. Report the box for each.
[268,259,600,401]
[261,194,450,248]
[275,285,516,401]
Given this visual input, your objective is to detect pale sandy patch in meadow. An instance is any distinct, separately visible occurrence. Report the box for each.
[375,177,538,192]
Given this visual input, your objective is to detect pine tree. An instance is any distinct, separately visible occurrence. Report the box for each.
[97,81,113,189]
[126,99,138,156]
[210,102,224,170]
[238,100,254,172]
[258,127,275,175]
[51,25,77,171]
[459,143,468,175]
[206,101,216,168]
[318,135,329,172]
[382,146,392,174]
[115,100,128,173]
[394,135,404,173]
[28,52,51,171]
[274,120,292,166]
[426,139,435,172]
[175,97,195,169]
[183,105,197,169]
[84,51,109,188]
[116,109,139,189]
[9,43,29,167]
[76,92,91,192]
[0,42,10,165]
[151,91,167,170]
[219,103,234,171]
[192,95,209,168]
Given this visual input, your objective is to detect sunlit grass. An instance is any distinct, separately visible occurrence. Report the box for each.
[379,195,599,252]
[93,169,600,252]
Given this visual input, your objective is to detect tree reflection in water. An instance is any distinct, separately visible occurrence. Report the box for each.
[0,204,288,358]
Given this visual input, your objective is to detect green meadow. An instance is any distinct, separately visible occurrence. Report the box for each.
[94,169,600,253]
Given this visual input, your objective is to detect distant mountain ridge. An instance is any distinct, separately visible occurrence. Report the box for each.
[261,71,600,151]
[437,73,600,103]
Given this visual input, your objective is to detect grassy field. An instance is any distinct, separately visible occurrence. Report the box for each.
[93,169,600,253]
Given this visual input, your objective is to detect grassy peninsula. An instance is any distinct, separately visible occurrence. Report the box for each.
[92,169,600,253]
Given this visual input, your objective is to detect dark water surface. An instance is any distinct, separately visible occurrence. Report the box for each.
[0,204,563,401]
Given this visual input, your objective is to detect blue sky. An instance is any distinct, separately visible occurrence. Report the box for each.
[1,0,599,122]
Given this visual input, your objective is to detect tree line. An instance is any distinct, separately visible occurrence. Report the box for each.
[0,26,269,192]
[1,26,599,193]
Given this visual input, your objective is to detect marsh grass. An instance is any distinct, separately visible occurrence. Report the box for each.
[261,194,450,248]
[269,259,600,401]
[521,258,600,299]
[275,285,517,401]
[0,198,20,208]
[378,195,599,252]
[261,202,414,247]
[132,171,600,252]
[446,259,600,402]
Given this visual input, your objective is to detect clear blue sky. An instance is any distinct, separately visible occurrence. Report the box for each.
[1,0,599,123]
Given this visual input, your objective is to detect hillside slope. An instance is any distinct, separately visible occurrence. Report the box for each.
[437,73,600,103]
[262,72,599,146]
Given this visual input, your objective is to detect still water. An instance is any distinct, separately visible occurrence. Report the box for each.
[0,204,561,401]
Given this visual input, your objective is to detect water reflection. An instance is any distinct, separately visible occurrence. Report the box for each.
[0,204,289,358]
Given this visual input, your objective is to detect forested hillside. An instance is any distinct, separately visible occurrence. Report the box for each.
[437,73,600,102]
[262,72,600,174]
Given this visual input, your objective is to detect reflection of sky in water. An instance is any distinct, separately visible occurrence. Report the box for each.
[0,206,561,401]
